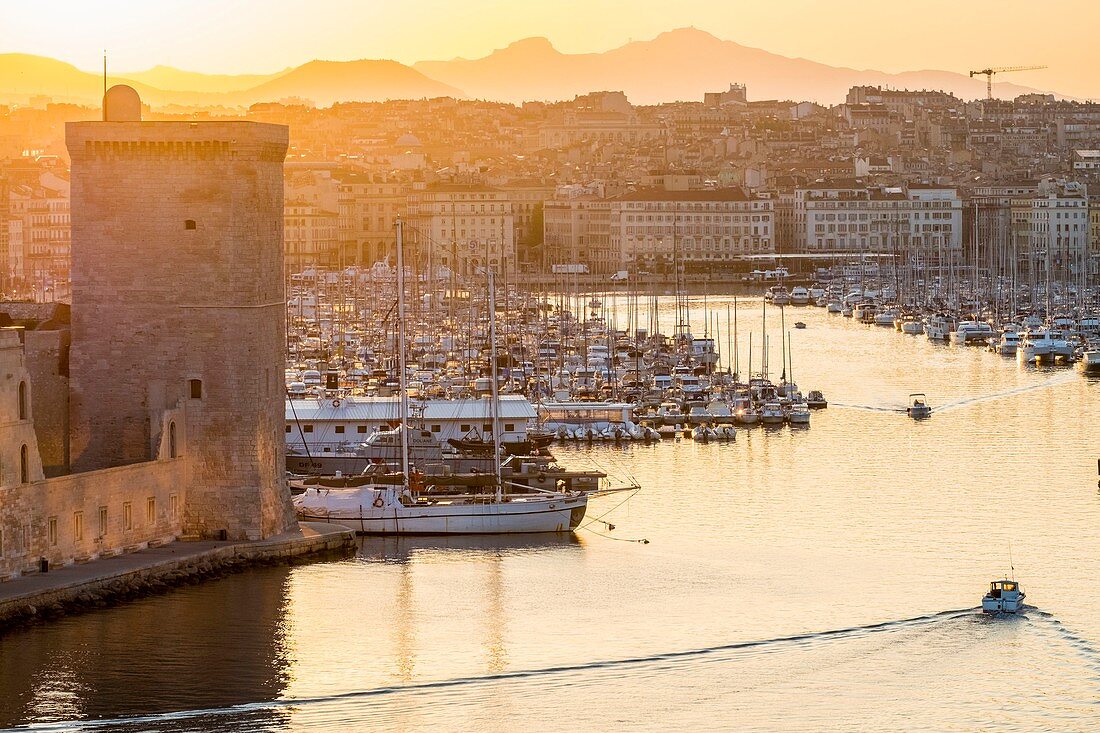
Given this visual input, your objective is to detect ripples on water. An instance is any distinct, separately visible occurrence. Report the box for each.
[2,299,1100,731]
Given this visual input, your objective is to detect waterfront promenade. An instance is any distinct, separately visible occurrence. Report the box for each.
[0,521,354,630]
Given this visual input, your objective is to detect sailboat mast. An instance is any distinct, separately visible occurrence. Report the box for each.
[488,269,504,500]
[395,219,411,490]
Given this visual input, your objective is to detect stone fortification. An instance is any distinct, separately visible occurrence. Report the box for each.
[65,93,295,540]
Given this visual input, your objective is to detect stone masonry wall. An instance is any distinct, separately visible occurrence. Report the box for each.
[66,120,295,541]
[0,457,186,578]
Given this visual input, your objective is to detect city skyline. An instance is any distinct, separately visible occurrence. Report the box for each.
[0,1,1094,98]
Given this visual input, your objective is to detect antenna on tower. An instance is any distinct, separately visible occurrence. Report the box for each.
[102,50,107,121]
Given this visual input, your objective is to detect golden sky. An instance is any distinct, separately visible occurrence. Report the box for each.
[1,0,1093,98]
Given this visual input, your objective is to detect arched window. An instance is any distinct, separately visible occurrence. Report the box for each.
[169,421,177,459]
[17,381,26,420]
[20,444,28,484]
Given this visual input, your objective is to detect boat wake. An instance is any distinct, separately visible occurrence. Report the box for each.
[1028,609,1100,669]
[933,372,1077,413]
[832,372,1076,414]
[20,608,979,731]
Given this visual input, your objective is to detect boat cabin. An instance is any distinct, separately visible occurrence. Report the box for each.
[988,580,1019,598]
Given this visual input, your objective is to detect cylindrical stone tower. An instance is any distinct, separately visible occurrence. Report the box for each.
[65,86,295,540]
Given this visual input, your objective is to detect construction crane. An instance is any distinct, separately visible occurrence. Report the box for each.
[969,65,1047,100]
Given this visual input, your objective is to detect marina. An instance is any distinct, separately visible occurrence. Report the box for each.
[3,302,1099,730]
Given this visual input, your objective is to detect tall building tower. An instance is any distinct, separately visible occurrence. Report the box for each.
[65,86,294,540]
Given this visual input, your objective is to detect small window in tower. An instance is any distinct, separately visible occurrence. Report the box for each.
[18,381,26,420]
[185,219,196,230]
[19,444,28,484]
[189,379,203,399]
[169,421,177,458]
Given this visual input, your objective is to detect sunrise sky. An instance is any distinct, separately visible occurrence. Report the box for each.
[1,0,1094,97]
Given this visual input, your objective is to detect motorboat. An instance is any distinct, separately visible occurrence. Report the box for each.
[900,316,924,335]
[806,390,828,409]
[925,314,956,341]
[950,321,995,345]
[794,321,807,329]
[1016,329,1067,364]
[990,330,1020,357]
[874,307,900,327]
[1077,341,1100,372]
[760,401,785,425]
[982,579,1026,615]
[785,403,811,425]
[826,300,843,314]
[789,286,810,306]
[906,393,932,419]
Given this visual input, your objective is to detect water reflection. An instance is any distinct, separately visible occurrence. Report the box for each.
[0,567,295,727]
[356,533,584,564]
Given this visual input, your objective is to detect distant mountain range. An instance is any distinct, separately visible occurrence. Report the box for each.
[0,28,1062,109]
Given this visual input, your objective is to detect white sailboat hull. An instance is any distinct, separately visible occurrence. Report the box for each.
[294,487,587,535]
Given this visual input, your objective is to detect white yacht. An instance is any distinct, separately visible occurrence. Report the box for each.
[874,307,900,327]
[925,314,956,341]
[982,579,1026,614]
[899,316,924,335]
[760,401,785,425]
[826,300,843,314]
[1016,329,1073,364]
[1077,343,1100,372]
[789,286,810,305]
[991,330,1020,356]
[950,321,995,345]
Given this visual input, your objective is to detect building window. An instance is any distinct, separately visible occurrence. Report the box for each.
[169,421,177,458]
[335,425,345,434]
[357,425,368,434]
[48,516,57,547]
[483,424,492,433]
[18,381,26,420]
[303,425,313,433]
[189,379,203,399]
[19,444,28,483]
[184,219,196,230]
[504,423,515,432]
[170,493,179,519]
[98,506,107,538]
[74,511,84,541]
[123,502,133,530]
[430,424,441,433]
[460,424,470,432]
[285,425,292,433]
[146,497,156,525]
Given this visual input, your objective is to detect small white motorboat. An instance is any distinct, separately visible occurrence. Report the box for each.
[806,390,828,409]
[906,393,932,419]
[982,578,1026,615]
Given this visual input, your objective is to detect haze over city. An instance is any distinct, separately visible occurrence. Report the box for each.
[0,0,1093,98]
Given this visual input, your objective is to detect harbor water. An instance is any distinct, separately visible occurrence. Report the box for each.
[3,298,1099,732]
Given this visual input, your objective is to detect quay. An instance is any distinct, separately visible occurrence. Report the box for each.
[0,522,355,631]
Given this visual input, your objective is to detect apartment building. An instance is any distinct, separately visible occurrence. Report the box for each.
[406,183,516,277]
[795,182,963,258]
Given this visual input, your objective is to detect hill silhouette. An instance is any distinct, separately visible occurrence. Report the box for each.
[0,30,1061,109]
[414,27,1054,104]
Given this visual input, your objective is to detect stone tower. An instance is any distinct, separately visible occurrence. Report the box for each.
[65,86,295,540]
